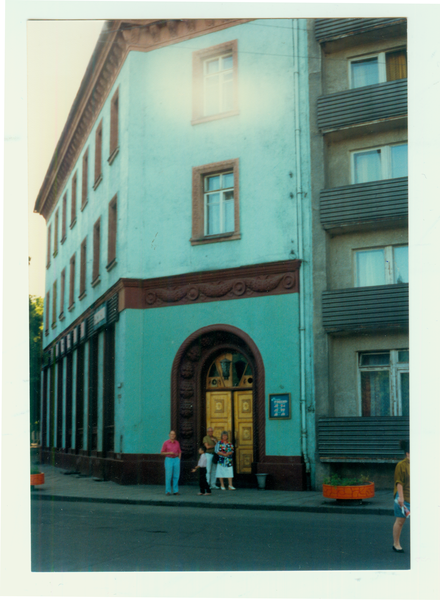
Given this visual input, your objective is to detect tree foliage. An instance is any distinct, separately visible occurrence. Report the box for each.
[29,295,44,441]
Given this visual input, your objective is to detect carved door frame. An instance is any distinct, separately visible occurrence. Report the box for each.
[171,324,266,466]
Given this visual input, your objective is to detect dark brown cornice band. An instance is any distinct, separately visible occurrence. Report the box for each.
[34,19,254,221]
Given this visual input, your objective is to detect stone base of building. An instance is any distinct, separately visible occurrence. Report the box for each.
[40,450,307,490]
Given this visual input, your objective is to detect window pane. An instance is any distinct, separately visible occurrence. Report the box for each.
[361,371,390,416]
[223,195,234,232]
[393,246,409,284]
[222,78,234,112]
[360,352,390,366]
[207,197,220,235]
[205,75,219,116]
[354,150,382,183]
[206,58,219,74]
[398,350,409,363]
[221,54,233,71]
[400,372,409,416]
[391,144,408,178]
[222,172,234,189]
[351,57,379,88]
[206,175,221,192]
[356,249,385,287]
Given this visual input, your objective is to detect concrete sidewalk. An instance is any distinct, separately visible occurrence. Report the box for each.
[31,464,394,515]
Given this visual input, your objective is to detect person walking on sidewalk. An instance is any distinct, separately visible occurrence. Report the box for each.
[161,430,182,496]
[393,440,410,552]
[203,427,219,490]
[192,445,212,496]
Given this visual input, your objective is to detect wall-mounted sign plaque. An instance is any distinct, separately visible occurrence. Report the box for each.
[269,393,291,420]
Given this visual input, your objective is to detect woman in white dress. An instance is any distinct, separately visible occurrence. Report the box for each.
[215,431,235,490]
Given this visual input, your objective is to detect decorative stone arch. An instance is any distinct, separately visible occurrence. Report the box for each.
[171,325,266,470]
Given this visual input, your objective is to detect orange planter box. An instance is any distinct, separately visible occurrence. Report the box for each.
[30,473,45,486]
[323,482,375,500]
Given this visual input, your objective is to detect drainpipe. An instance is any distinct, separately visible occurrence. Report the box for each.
[292,19,311,487]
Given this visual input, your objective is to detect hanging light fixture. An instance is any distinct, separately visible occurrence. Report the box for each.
[220,357,232,379]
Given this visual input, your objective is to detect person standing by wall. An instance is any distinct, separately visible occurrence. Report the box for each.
[203,427,219,489]
[393,440,410,552]
[161,430,182,495]
[192,445,212,496]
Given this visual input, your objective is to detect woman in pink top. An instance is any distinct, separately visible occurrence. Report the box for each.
[160,430,182,495]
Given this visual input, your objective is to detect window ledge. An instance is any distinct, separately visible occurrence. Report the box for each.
[80,201,88,212]
[59,312,65,321]
[91,276,101,288]
[68,303,75,313]
[51,322,57,330]
[191,109,239,126]
[106,259,117,272]
[108,146,119,165]
[60,236,66,245]
[78,291,87,301]
[70,218,77,230]
[190,232,241,246]
[93,174,103,191]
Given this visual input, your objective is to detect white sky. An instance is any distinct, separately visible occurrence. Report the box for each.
[28,20,104,297]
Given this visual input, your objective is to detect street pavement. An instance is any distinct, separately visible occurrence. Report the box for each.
[31,463,394,515]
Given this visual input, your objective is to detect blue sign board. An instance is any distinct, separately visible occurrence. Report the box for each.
[269,393,291,420]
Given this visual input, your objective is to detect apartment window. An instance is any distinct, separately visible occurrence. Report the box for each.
[350,48,407,89]
[81,149,89,210]
[192,40,238,124]
[355,245,408,287]
[92,218,101,285]
[359,350,409,417]
[52,281,57,328]
[107,195,117,269]
[191,159,240,245]
[59,268,66,319]
[45,291,50,335]
[352,143,407,184]
[94,120,103,188]
[46,225,52,268]
[109,88,119,162]
[61,193,67,243]
[53,209,59,256]
[80,238,87,299]
[71,172,77,227]
[69,254,76,310]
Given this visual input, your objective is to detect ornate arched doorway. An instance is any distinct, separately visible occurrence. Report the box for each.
[171,325,265,481]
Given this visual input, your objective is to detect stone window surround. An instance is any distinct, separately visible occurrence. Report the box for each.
[192,39,239,126]
[191,158,240,246]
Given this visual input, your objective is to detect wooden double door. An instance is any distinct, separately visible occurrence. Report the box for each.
[205,352,254,474]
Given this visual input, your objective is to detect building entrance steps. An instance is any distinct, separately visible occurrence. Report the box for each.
[31,464,394,515]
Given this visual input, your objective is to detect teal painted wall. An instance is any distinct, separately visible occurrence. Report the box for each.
[114,292,301,457]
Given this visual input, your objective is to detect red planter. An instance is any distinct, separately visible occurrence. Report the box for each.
[323,482,375,500]
[30,473,45,486]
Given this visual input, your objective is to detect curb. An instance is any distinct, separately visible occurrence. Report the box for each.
[31,493,393,516]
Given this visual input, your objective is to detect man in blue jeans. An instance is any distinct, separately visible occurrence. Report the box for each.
[160,430,182,495]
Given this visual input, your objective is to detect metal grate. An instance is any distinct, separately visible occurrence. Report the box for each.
[315,18,405,43]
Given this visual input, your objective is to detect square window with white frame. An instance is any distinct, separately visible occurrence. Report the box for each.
[355,245,408,287]
[349,48,407,89]
[359,350,409,417]
[352,143,407,184]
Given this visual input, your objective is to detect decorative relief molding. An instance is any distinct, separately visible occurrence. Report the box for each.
[121,261,300,312]
[35,19,253,221]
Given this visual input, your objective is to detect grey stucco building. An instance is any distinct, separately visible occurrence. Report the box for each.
[308,18,409,488]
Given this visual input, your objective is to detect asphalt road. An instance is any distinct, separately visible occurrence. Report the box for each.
[31,499,410,572]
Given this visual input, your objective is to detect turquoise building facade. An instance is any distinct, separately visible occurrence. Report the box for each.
[36,18,315,490]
